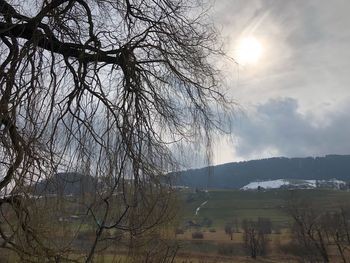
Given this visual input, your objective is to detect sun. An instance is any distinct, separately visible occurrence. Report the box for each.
[236,37,263,65]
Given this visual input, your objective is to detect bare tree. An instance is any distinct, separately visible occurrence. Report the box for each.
[257,217,272,235]
[283,193,350,263]
[224,221,235,240]
[224,217,240,240]
[0,0,231,262]
[316,206,350,263]
[241,219,268,259]
[321,212,348,263]
[286,197,330,263]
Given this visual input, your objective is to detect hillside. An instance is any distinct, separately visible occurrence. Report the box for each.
[33,172,98,196]
[173,154,350,189]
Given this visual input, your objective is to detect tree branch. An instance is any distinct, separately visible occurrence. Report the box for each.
[0,22,122,64]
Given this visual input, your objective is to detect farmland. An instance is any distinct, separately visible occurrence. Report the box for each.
[2,188,350,262]
[172,188,350,262]
[180,188,350,228]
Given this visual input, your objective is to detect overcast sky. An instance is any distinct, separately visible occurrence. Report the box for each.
[197,0,350,166]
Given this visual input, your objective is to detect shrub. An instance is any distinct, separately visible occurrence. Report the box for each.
[175,228,185,235]
[192,232,204,239]
[201,217,213,227]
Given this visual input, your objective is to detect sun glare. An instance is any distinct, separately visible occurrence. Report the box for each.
[236,37,263,65]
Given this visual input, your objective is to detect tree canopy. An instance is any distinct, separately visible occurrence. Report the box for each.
[0,0,231,261]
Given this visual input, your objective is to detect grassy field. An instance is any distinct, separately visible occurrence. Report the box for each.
[180,188,350,229]
[168,188,350,262]
[2,189,350,262]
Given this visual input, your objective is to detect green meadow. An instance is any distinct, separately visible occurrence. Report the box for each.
[180,189,350,229]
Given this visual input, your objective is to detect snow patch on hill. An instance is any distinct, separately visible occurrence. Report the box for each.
[241,178,346,190]
[241,179,288,190]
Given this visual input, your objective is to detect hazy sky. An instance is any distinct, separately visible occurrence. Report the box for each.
[202,0,350,165]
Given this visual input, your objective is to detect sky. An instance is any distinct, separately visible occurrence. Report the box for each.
[197,0,350,166]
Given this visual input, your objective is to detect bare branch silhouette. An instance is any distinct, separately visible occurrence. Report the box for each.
[0,0,231,261]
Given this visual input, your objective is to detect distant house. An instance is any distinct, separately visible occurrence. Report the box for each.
[195,188,207,193]
[257,186,264,191]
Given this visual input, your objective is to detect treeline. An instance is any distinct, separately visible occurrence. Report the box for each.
[174,154,350,189]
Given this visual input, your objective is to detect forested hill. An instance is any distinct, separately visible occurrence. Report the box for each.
[173,155,350,189]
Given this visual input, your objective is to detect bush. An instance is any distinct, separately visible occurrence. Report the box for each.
[192,232,204,239]
[175,228,185,235]
[209,228,216,233]
[201,217,213,227]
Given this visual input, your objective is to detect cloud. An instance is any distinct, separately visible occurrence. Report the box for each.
[232,97,350,159]
[210,0,350,114]
[173,97,350,167]
[175,1,350,166]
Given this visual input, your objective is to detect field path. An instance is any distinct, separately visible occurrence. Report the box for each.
[195,200,208,216]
